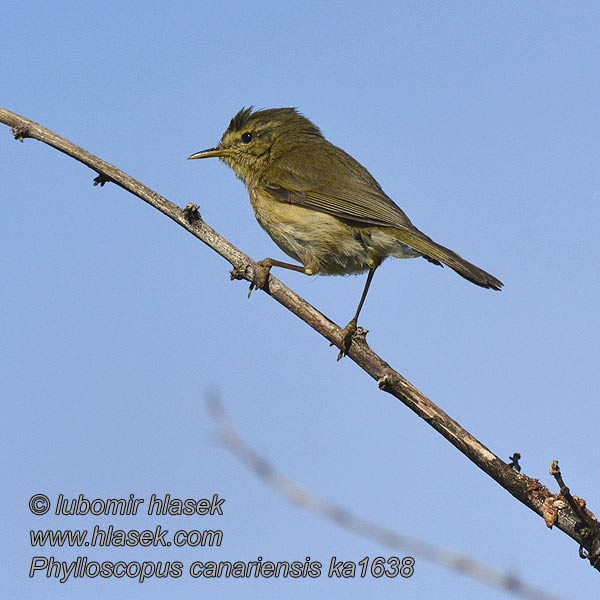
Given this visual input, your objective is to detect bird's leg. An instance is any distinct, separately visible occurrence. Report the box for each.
[249,257,307,296]
[337,265,378,360]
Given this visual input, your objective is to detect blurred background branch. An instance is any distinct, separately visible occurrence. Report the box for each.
[207,394,561,600]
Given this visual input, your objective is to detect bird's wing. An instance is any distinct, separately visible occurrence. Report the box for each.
[264,143,416,230]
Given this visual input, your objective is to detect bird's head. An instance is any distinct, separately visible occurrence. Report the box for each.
[188,106,322,185]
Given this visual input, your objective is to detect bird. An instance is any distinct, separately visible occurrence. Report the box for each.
[189,107,502,356]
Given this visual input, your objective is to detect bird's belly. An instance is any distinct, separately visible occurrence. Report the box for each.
[249,191,417,275]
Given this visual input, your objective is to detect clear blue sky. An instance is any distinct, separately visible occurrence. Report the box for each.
[2,2,599,598]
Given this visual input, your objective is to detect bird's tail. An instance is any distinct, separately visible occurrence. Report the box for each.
[398,228,503,290]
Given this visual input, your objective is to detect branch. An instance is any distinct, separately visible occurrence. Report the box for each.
[1,106,598,571]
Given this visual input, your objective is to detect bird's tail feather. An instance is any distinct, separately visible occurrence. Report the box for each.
[398,229,503,290]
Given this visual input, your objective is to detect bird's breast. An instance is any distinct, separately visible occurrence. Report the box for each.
[247,188,416,275]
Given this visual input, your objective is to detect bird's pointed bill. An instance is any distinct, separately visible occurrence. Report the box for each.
[188,147,232,160]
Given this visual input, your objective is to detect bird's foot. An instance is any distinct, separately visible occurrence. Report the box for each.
[248,259,273,297]
[332,320,369,360]
[336,319,358,360]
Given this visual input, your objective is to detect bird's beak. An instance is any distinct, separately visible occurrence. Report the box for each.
[187,146,233,160]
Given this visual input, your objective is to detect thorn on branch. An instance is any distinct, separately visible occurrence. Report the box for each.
[230,264,249,282]
[93,173,112,187]
[12,125,31,142]
[183,202,202,224]
[508,452,521,472]
[11,124,30,141]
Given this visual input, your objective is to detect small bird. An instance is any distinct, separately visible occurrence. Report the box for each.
[189,107,502,355]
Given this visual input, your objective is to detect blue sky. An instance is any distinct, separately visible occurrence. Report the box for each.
[2,2,599,598]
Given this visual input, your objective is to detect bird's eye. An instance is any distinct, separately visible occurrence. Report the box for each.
[241,132,253,144]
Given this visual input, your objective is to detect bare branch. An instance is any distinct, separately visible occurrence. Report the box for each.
[1,106,598,571]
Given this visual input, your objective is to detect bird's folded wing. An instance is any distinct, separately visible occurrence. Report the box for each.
[264,179,417,230]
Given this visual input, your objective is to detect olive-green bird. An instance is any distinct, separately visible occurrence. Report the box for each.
[189,107,502,354]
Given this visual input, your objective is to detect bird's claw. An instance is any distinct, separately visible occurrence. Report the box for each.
[335,320,358,360]
[248,260,272,298]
